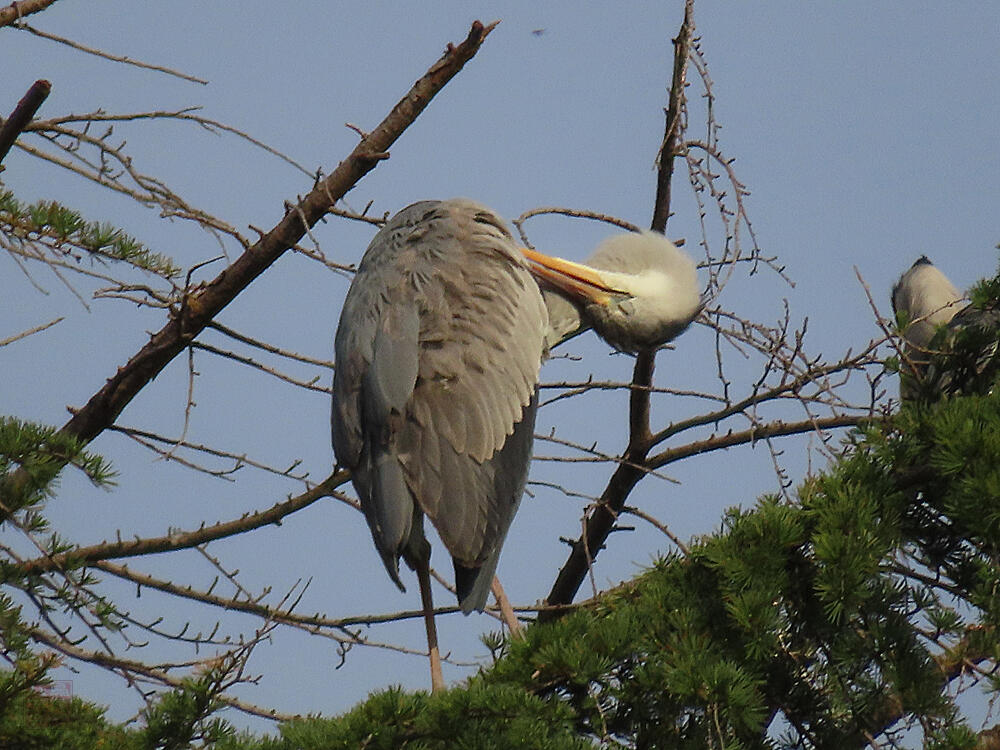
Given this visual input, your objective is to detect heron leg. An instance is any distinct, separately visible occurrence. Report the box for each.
[490,576,523,639]
[416,560,444,692]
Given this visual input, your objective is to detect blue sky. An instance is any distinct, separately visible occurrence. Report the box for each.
[2,0,998,734]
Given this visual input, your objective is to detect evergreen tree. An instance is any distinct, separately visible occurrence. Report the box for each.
[213,264,1000,748]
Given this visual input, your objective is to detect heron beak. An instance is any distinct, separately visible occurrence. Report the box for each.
[520,248,626,305]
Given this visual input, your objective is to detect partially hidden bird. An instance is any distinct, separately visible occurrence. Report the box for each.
[332,198,701,690]
[892,255,1000,400]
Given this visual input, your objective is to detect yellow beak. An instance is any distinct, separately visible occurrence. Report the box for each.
[520,247,626,305]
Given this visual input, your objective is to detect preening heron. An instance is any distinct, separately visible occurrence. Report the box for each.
[527,230,702,353]
[892,256,1000,400]
[332,198,700,690]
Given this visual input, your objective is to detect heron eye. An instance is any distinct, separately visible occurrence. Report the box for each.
[613,298,638,317]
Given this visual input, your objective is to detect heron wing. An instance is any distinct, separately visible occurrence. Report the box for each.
[396,201,546,564]
[332,202,439,588]
[332,200,547,607]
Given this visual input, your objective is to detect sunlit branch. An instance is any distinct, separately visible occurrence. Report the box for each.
[0,0,58,28]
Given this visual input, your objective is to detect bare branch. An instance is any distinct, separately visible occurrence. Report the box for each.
[0,20,498,520]
[13,22,209,84]
[0,78,50,166]
[191,340,331,393]
[512,206,642,248]
[621,505,690,555]
[326,203,389,227]
[651,0,693,234]
[0,0,57,29]
[106,423,313,483]
[206,320,335,370]
[648,413,869,469]
[28,625,293,721]
[31,109,313,176]
[17,472,346,575]
[0,316,62,347]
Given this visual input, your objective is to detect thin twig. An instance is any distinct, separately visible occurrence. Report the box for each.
[512,206,641,248]
[14,22,209,84]
[17,472,346,575]
[0,316,62,346]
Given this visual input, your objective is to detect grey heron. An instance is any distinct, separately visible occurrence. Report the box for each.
[892,256,1000,400]
[332,198,700,690]
[892,256,964,353]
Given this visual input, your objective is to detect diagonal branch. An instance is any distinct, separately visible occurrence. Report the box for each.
[0,78,50,166]
[0,0,58,29]
[17,471,347,575]
[1,20,497,519]
[14,22,208,84]
[648,414,867,469]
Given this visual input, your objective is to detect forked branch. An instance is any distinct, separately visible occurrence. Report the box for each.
[541,0,695,617]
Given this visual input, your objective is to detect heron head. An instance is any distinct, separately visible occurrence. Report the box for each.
[522,231,702,353]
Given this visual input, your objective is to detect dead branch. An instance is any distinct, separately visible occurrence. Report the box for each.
[16,471,346,575]
[621,505,690,554]
[106,423,312,483]
[648,413,869,469]
[534,432,679,484]
[0,20,498,520]
[94,560,477,664]
[512,206,642,248]
[651,0,693,234]
[206,320,335,370]
[28,625,293,721]
[0,78,50,166]
[539,378,725,408]
[30,108,312,176]
[191,340,331,393]
[0,315,62,347]
[0,0,56,29]
[13,21,208,84]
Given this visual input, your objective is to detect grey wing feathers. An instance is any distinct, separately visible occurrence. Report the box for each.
[452,388,539,612]
[398,201,546,587]
[332,209,427,589]
[332,199,547,610]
